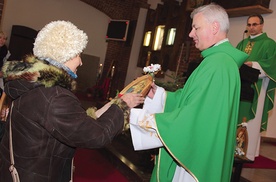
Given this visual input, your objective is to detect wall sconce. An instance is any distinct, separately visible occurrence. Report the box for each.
[166,28,176,45]
[143,31,151,46]
[153,25,165,51]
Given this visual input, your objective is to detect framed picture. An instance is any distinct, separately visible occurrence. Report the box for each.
[120,75,153,97]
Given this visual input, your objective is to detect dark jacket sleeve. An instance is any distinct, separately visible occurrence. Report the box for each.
[46,91,124,148]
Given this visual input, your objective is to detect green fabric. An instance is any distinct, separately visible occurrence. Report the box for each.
[236,33,276,131]
[150,42,248,182]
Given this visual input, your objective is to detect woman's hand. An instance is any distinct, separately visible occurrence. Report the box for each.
[121,93,145,108]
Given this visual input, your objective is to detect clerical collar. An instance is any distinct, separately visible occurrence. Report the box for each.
[213,38,229,47]
[205,38,228,50]
[250,33,263,39]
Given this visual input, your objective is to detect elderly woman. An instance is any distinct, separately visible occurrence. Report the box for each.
[0,20,144,182]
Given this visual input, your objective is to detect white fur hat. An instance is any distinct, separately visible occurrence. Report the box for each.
[33,20,88,63]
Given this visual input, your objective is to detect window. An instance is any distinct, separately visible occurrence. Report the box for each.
[143,31,151,46]
[153,25,165,51]
[166,28,176,45]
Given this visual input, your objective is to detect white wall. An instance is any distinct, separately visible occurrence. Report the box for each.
[125,8,147,85]
[1,0,109,65]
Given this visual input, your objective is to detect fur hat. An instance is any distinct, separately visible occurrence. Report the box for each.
[33,20,88,64]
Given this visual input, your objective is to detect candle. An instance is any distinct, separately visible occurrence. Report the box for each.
[111,66,115,77]
[98,63,103,75]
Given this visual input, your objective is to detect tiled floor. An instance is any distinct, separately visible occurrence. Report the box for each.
[240,138,276,182]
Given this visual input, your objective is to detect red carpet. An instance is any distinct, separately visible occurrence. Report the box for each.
[73,148,128,182]
[243,155,276,169]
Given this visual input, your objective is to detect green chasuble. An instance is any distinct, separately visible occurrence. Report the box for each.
[236,33,276,131]
[151,41,248,182]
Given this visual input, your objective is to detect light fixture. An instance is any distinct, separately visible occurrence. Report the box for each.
[153,25,165,51]
[166,28,176,45]
[143,31,151,46]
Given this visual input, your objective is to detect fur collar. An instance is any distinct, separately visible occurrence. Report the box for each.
[2,55,74,90]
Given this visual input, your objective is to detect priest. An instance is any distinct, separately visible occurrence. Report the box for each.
[236,14,276,161]
[129,3,248,182]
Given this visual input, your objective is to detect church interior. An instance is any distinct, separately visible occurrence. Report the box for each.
[1,0,276,181]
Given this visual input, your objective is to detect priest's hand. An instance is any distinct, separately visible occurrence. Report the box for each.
[147,82,157,99]
[244,61,253,67]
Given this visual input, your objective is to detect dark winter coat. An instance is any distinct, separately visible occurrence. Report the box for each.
[0,56,126,182]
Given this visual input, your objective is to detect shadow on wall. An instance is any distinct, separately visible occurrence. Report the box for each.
[76,54,100,93]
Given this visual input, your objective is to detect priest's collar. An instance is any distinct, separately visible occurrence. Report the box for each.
[250,32,263,39]
[213,38,229,47]
[204,38,229,50]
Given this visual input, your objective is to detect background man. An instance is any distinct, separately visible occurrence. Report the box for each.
[236,14,276,161]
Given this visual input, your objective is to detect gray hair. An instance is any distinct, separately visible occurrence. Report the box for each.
[190,3,229,33]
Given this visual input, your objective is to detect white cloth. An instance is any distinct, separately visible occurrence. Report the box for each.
[129,86,195,182]
[129,108,162,150]
[246,62,269,160]
[173,166,196,182]
[129,86,165,150]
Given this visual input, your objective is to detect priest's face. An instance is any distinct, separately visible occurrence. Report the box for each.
[246,16,263,36]
[189,12,214,51]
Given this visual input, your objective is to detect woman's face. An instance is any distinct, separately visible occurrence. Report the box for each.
[64,54,82,74]
[0,34,7,47]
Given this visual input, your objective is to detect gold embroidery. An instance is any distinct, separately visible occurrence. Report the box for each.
[244,41,255,54]
[138,114,159,138]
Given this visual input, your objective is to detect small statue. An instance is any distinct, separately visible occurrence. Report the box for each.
[235,117,249,158]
